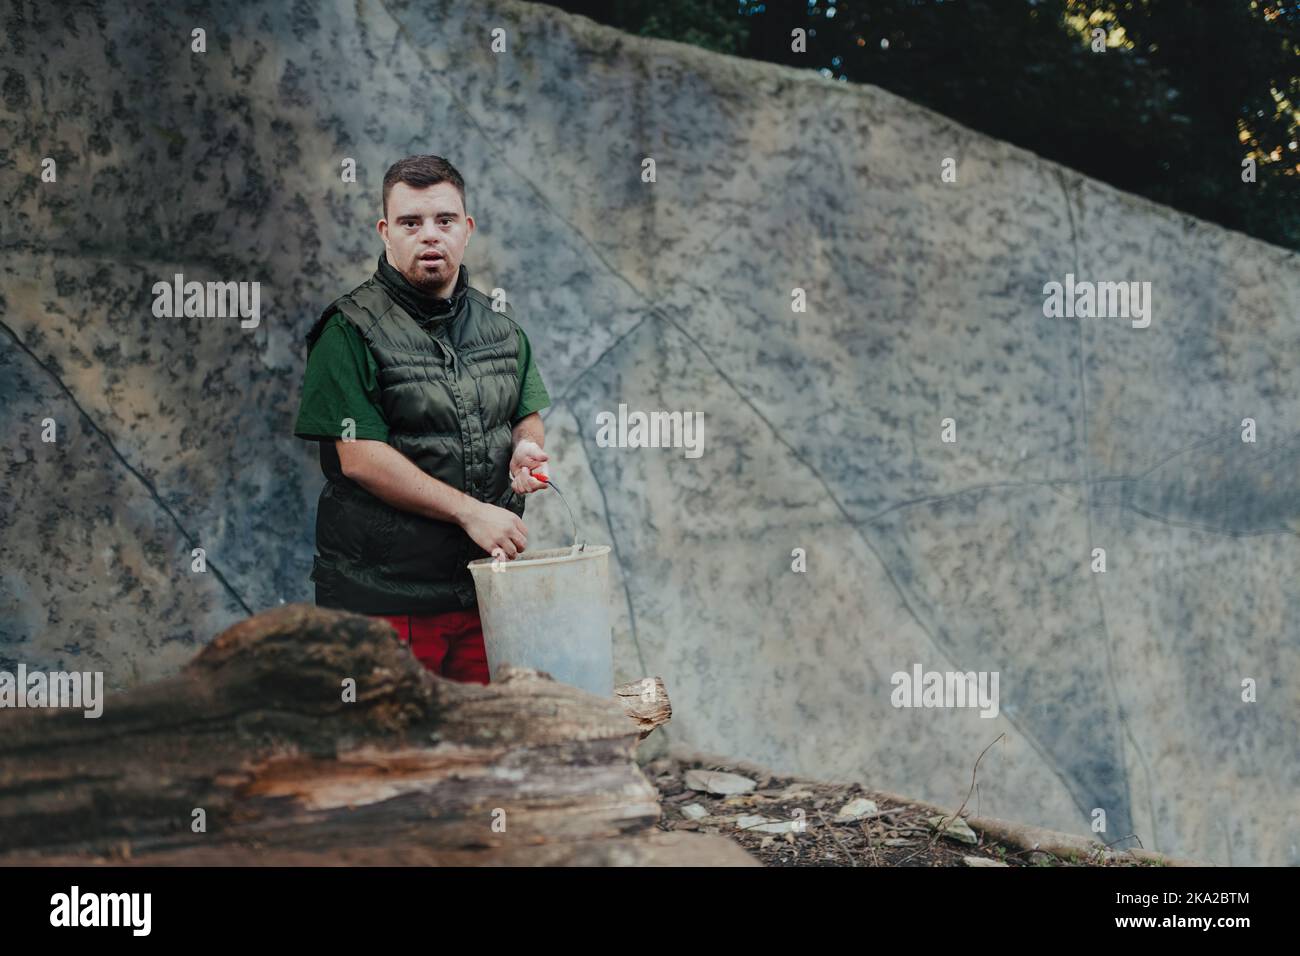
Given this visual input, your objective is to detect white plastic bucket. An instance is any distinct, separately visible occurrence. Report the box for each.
[466,545,614,696]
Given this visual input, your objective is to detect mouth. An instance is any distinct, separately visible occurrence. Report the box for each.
[418,253,444,265]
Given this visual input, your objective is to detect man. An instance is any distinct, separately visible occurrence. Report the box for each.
[293,155,552,684]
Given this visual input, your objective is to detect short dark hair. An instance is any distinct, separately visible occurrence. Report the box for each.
[381,155,467,219]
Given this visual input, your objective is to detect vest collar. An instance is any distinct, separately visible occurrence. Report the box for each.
[375,252,469,328]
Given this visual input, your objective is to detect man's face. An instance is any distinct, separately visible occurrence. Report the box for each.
[377,181,474,298]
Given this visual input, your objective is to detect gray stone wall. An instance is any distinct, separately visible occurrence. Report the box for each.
[1,0,1296,864]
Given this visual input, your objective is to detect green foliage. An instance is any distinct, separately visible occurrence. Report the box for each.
[605,0,751,55]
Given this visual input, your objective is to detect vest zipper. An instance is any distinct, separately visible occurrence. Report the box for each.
[434,336,457,373]
[432,334,471,490]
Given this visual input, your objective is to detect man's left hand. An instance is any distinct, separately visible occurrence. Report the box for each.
[509,440,550,494]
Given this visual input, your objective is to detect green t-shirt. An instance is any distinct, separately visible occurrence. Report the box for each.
[293,312,551,442]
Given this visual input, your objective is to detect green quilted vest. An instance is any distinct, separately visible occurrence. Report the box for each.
[305,264,525,614]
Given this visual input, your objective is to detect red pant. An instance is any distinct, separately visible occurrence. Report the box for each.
[374,609,490,684]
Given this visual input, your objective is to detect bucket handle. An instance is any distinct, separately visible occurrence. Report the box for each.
[529,471,586,552]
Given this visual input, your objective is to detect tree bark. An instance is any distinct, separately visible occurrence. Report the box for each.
[0,604,753,867]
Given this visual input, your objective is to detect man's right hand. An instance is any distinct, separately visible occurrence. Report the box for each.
[459,499,529,560]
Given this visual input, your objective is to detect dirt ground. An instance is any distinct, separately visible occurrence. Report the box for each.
[645,754,1162,867]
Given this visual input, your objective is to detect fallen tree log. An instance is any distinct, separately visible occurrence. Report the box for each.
[0,605,754,866]
[616,676,672,738]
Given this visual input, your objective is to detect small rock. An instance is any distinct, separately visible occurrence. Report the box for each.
[1028,851,1053,866]
[680,803,709,821]
[777,784,815,801]
[759,836,775,848]
[835,797,880,822]
[882,838,912,846]
[928,815,978,845]
[684,769,757,795]
[963,855,1008,867]
[721,795,756,807]
[736,814,797,834]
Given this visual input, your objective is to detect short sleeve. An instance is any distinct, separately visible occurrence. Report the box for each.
[293,313,390,442]
[513,327,551,422]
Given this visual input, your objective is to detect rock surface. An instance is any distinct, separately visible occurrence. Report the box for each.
[0,0,1296,864]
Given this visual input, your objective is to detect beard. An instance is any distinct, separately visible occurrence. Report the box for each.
[403,257,449,294]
